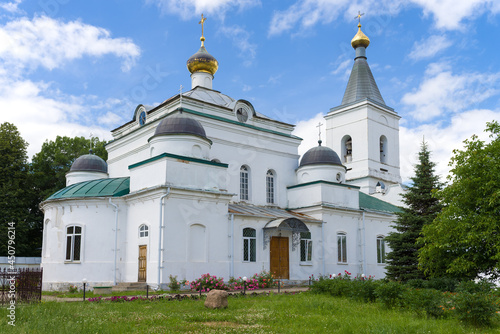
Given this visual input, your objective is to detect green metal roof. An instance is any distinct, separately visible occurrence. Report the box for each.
[359,192,401,214]
[46,177,130,200]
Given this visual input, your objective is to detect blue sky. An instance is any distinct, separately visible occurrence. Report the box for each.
[0,0,499,182]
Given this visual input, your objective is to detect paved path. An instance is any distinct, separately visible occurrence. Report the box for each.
[42,286,311,302]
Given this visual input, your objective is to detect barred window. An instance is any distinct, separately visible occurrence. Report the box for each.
[300,232,312,262]
[377,236,386,264]
[266,170,275,204]
[240,166,249,201]
[139,224,149,238]
[66,226,82,262]
[337,233,347,263]
[243,228,256,262]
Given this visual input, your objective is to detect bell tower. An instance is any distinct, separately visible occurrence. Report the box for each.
[325,15,401,194]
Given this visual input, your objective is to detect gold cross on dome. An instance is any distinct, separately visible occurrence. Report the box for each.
[316,122,323,141]
[179,84,183,109]
[355,11,365,24]
[199,14,206,38]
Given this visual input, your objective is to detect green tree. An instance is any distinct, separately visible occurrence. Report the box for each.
[385,141,442,281]
[0,122,39,256]
[31,136,107,201]
[419,121,500,280]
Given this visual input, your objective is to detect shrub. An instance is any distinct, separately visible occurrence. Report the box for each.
[310,271,354,298]
[168,275,186,291]
[349,277,380,303]
[405,279,426,289]
[68,285,78,293]
[375,281,407,309]
[456,280,493,294]
[405,278,460,292]
[453,291,497,327]
[189,274,228,292]
[309,275,331,294]
[228,271,276,291]
[405,288,446,318]
[424,277,460,292]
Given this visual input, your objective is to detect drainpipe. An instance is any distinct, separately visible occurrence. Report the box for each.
[229,213,234,278]
[109,198,119,286]
[157,188,170,288]
[321,221,326,276]
[362,211,367,276]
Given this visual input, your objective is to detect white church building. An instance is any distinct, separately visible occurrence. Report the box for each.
[40,19,403,290]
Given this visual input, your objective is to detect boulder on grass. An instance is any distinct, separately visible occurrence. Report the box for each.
[204,289,228,309]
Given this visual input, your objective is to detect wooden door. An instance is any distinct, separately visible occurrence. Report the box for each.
[138,245,147,282]
[270,237,289,279]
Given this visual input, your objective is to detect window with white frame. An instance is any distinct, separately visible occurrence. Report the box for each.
[300,232,312,262]
[139,224,149,238]
[337,232,347,263]
[377,236,386,264]
[65,225,82,262]
[243,228,256,262]
[266,170,275,204]
[240,165,249,201]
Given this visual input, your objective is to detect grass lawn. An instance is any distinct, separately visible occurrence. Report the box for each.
[2,292,499,333]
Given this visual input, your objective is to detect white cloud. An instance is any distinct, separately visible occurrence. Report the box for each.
[408,34,453,60]
[402,63,500,121]
[219,25,256,66]
[0,16,140,73]
[0,75,116,159]
[0,0,23,14]
[98,111,124,126]
[331,58,351,76]
[400,109,500,182]
[268,0,499,36]
[268,0,402,36]
[146,0,260,20]
[293,113,326,158]
[410,0,499,30]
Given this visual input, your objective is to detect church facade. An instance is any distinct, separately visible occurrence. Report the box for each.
[40,19,402,290]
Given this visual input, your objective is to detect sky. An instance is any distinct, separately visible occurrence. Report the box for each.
[0,0,499,184]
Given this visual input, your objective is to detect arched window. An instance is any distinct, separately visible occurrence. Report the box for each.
[337,232,347,263]
[240,165,250,201]
[380,135,388,164]
[266,170,275,204]
[300,232,312,262]
[139,224,149,238]
[66,225,82,262]
[377,236,386,264]
[341,135,352,163]
[243,228,256,262]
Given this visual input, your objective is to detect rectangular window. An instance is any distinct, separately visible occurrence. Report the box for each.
[66,225,82,262]
[243,228,256,262]
[377,237,386,264]
[337,233,347,263]
[300,232,312,262]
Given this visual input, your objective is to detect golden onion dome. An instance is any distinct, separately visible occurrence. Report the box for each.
[351,23,370,49]
[186,37,219,76]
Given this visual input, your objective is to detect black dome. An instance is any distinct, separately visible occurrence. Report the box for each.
[299,144,343,167]
[154,114,207,139]
[70,153,108,173]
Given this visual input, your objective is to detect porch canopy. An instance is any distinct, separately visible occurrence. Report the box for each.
[264,218,309,232]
